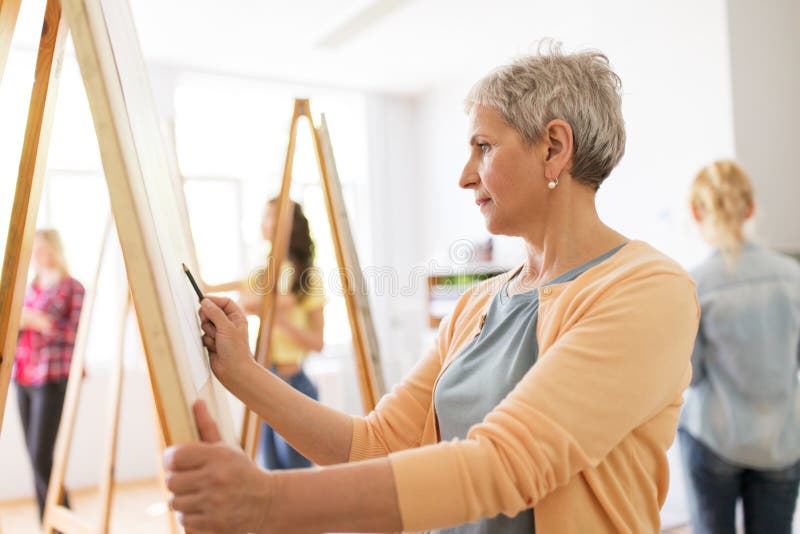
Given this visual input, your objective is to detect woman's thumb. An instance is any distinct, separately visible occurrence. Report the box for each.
[193,400,222,443]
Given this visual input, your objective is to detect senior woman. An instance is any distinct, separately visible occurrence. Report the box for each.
[164,45,699,533]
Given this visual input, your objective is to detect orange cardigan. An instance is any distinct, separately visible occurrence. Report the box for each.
[349,241,700,533]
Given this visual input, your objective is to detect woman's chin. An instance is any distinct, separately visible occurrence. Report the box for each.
[483,217,522,238]
[482,217,505,236]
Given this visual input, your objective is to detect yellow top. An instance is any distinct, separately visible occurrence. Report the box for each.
[348,241,700,533]
[270,263,326,365]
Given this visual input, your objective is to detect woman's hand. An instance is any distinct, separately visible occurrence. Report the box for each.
[19,309,52,334]
[164,401,272,533]
[199,296,252,387]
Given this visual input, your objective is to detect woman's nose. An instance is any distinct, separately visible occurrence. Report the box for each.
[459,159,479,189]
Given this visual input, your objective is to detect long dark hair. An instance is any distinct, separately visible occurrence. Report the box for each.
[269,198,315,300]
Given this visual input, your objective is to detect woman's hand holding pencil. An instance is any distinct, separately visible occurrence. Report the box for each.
[199,296,252,387]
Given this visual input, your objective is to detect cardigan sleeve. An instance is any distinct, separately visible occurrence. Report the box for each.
[348,313,452,462]
[387,271,700,531]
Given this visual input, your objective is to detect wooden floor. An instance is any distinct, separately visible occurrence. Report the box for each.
[0,478,178,534]
[0,480,695,534]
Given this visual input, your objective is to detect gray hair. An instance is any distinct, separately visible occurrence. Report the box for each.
[465,42,626,190]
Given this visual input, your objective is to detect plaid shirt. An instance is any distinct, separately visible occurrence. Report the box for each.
[14,276,85,386]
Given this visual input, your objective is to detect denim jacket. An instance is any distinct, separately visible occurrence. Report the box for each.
[679,242,800,469]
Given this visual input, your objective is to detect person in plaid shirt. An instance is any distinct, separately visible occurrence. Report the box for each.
[14,229,84,521]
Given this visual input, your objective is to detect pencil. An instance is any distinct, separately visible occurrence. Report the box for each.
[182,263,204,303]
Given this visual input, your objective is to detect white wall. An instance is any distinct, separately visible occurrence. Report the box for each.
[727,0,800,251]
[364,94,429,383]
[414,0,736,270]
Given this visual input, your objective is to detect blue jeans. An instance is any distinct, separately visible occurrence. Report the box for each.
[679,429,800,534]
[260,368,318,470]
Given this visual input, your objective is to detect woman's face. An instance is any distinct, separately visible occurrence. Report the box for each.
[459,105,548,236]
[32,237,56,271]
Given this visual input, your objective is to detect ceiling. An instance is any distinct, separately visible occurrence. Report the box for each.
[10,0,597,94]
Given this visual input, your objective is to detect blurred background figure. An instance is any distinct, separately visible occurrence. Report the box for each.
[679,160,800,534]
[240,198,325,470]
[14,229,84,521]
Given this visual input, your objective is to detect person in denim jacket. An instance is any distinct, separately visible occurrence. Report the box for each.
[679,160,800,534]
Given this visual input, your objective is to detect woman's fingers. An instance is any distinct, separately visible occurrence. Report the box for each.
[179,512,221,532]
[164,437,269,533]
[163,443,214,471]
[207,294,248,325]
[165,469,207,495]
[169,493,206,514]
[200,320,216,337]
[202,334,216,353]
[205,294,233,308]
[200,298,232,329]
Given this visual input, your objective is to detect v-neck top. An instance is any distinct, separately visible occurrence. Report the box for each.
[431,244,626,533]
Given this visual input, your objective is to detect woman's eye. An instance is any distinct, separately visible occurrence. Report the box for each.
[478,143,490,153]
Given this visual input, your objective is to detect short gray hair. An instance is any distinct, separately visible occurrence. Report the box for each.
[465,42,626,190]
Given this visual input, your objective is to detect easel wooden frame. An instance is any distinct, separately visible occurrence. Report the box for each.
[238,98,387,459]
[0,0,68,434]
[59,0,238,450]
[2,0,388,528]
[0,0,193,531]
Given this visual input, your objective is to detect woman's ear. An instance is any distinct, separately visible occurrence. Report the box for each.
[691,203,705,224]
[543,119,574,180]
[743,202,755,220]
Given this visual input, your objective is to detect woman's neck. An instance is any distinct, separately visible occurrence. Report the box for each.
[514,186,627,292]
[37,268,64,288]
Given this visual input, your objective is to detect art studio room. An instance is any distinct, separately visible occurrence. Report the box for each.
[0,0,798,532]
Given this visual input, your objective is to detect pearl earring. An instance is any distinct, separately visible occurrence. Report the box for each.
[547,178,558,190]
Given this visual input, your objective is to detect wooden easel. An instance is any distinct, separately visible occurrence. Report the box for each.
[237,98,388,459]
[3,1,389,531]
[0,0,182,531]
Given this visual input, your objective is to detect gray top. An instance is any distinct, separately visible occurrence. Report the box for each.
[431,244,626,534]
[679,242,800,469]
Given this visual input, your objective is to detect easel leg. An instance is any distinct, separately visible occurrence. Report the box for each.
[240,100,302,458]
[140,325,180,534]
[95,292,130,532]
[312,114,385,409]
[0,0,69,433]
[43,219,111,533]
[153,394,180,534]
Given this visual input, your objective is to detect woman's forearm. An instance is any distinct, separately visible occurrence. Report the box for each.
[239,291,262,315]
[228,359,355,465]
[20,310,52,333]
[267,457,402,533]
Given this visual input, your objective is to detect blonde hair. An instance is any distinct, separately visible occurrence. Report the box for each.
[690,160,754,266]
[35,229,70,276]
[465,41,626,190]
